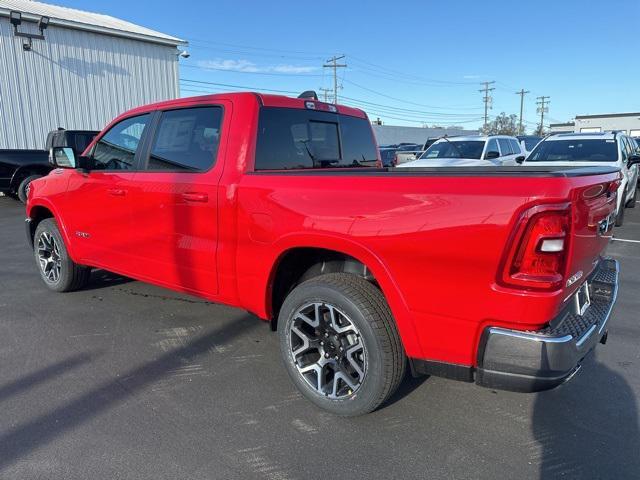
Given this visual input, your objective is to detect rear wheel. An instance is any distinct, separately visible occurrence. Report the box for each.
[33,218,90,292]
[17,175,42,203]
[278,273,405,416]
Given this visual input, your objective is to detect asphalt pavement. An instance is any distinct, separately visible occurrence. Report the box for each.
[0,194,639,480]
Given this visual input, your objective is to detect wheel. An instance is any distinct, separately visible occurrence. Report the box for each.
[17,175,42,203]
[278,273,405,416]
[626,184,637,208]
[615,202,625,227]
[33,218,90,292]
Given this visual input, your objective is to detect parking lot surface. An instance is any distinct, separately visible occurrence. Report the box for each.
[0,195,639,480]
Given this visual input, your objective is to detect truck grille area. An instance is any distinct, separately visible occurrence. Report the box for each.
[541,258,618,339]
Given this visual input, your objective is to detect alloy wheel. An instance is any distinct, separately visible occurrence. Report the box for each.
[37,232,61,283]
[288,302,367,399]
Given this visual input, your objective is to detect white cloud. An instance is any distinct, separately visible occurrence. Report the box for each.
[197,59,317,74]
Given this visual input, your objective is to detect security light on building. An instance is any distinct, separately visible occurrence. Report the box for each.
[0,0,186,149]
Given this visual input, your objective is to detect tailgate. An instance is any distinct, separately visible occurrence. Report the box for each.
[565,173,619,294]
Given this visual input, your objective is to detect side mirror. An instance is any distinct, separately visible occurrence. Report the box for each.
[628,154,640,169]
[50,147,77,168]
[485,150,500,160]
[515,155,526,164]
[50,147,93,171]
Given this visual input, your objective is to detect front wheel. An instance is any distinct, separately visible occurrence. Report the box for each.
[278,273,405,416]
[33,218,90,292]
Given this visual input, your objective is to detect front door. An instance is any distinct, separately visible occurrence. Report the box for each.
[63,113,152,274]
[128,104,227,296]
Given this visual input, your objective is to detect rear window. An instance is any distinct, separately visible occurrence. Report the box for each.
[255,108,378,170]
[527,139,619,162]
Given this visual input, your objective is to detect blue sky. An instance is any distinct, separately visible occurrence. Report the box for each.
[61,0,640,131]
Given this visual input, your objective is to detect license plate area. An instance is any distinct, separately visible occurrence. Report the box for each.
[574,281,591,316]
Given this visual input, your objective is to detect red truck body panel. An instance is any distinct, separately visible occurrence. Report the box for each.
[27,92,620,368]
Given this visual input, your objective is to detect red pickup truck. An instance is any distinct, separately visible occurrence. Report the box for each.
[26,92,622,416]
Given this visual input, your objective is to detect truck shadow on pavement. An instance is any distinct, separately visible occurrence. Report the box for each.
[80,269,134,291]
[0,315,259,472]
[532,354,640,479]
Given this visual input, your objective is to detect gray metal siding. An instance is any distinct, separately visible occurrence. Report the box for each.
[0,18,179,149]
[371,125,479,146]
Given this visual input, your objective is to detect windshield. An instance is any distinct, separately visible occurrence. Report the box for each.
[419,140,485,160]
[519,136,542,151]
[527,139,618,162]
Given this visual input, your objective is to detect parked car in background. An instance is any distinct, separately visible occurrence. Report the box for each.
[379,147,398,167]
[0,129,98,203]
[393,143,423,165]
[517,135,543,154]
[398,135,525,168]
[523,132,639,226]
[27,91,622,415]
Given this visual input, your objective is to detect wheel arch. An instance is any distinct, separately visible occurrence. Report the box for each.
[27,200,78,262]
[263,235,423,358]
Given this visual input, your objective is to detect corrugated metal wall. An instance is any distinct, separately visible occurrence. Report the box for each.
[0,17,179,149]
[371,125,479,146]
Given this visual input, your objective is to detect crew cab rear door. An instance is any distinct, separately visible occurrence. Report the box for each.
[127,103,229,296]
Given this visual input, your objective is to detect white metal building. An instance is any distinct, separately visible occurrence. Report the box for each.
[573,113,640,137]
[372,125,478,146]
[550,114,640,137]
[0,0,184,149]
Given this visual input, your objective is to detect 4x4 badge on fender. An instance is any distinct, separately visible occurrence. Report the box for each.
[75,231,90,238]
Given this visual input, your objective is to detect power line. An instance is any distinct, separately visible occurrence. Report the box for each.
[478,81,496,129]
[515,89,530,134]
[344,79,481,110]
[180,78,298,94]
[181,64,322,77]
[323,55,347,104]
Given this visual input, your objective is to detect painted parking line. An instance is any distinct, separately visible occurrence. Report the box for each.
[612,237,640,244]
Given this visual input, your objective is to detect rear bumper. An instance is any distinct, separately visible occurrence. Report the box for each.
[476,257,619,392]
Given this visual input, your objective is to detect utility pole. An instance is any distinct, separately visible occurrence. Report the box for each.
[319,87,332,103]
[515,89,530,134]
[478,81,495,130]
[323,55,347,104]
[536,96,550,134]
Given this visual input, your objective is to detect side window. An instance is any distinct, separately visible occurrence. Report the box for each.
[486,138,499,157]
[147,107,223,171]
[498,138,513,156]
[509,138,521,154]
[620,138,629,161]
[92,114,150,170]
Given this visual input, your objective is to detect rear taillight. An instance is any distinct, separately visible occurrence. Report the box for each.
[393,154,398,166]
[499,204,571,291]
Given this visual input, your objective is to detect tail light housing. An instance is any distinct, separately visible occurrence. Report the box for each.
[499,203,571,291]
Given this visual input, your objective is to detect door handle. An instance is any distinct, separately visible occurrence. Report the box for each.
[107,188,127,196]
[182,192,208,203]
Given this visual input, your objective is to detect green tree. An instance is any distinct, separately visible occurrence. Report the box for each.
[481,112,519,135]
[533,124,545,136]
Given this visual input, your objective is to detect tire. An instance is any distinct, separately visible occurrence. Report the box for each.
[615,202,625,227]
[626,184,637,208]
[17,175,42,203]
[278,273,405,416]
[33,218,90,292]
